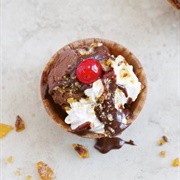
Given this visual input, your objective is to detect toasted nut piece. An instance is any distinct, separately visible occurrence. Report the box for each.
[72,144,90,158]
[158,139,166,146]
[7,156,13,163]
[172,157,180,167]
[26,175,32,180]
[36,161,54,180]
[15,115,25,132]
[160,151,166,157]
[162,136,168,142]
[67,98,76,104]
[0,123,13,138]
[15,169,21,176]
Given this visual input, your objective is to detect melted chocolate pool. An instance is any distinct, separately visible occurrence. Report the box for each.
[95,137,135,153]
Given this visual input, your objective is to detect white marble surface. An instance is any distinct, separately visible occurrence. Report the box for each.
[1,0,180,180]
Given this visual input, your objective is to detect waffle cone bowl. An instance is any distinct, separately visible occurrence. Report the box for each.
[40,38,147,138]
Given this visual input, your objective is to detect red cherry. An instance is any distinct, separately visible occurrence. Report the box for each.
[76,58,102,84]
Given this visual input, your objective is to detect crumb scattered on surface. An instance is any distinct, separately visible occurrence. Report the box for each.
[36,161,54,180]
[172,157,180,167]
[158,139,166,146]
[0,123,13,138]
[162,136,168,142]
[15,169,21,176]
[160,151,166,158]
[158,136,168,146]
[15,115,25,132]
[7,156,13,163]
[72,144,90,158]
[26,175,32,180]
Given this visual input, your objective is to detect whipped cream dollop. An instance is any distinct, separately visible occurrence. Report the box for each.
[65,55,141,134]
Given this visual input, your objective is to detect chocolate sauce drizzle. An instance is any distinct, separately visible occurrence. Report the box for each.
[94,71,131,137]
[95,137,135,154]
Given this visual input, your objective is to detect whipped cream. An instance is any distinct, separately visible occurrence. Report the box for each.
[65,79,105,134]
[112,55,141,109]
[65,55,141,134]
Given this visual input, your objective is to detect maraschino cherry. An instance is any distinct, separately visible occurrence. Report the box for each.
[76,58,102,84]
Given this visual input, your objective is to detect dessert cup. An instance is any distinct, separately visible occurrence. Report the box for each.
[40,38,147,138]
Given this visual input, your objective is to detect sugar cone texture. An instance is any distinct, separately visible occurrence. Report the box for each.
[167,0,180,9]
[40,38,147,138]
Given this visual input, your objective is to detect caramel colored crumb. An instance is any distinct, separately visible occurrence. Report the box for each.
[0,123,13,138]
[160,151,166,158]
[36,161,54,180]
[15,169,21,176]
[158,139,166,146]
[172,157,180,167]
[26,175,32,180]
[67,98,76,104]
[72,144,90,158]
[7,156,13,163]
[15,115,25,132]
[162,136,168,142]
[158,136,169,146]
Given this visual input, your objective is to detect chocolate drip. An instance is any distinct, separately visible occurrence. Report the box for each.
[94,71,131,137]
[94,137,135,153]
[116,84,128,97]
[49,45,111,96]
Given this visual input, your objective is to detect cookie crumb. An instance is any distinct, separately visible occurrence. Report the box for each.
[15,115,25,132]
[0,123,13,138]
[172,157,180,167]
[160,151,166,158]
[36,161,54,180]
[15,169,21,176]
[158,136,169,146]
[7,156,13,163]
[162,136,168,142]
[26,175,32,180]
[72,144,90,158]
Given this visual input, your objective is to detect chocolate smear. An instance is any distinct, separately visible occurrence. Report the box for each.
[94,137,135,154]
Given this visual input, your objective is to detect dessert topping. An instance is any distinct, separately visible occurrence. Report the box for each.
[0,123,13,139]
[72,144,90,158]
[172,157,180,167]
[76,58,102,84]
[36,161,55,180]
[15,115,25,132]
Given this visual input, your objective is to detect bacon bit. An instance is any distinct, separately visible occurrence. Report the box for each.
[72,144,90,158]
[36,161,54,180]
[0,123,13,138]
[7,156,13,163]
[172,157,180,167]
[15,115,25,132]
